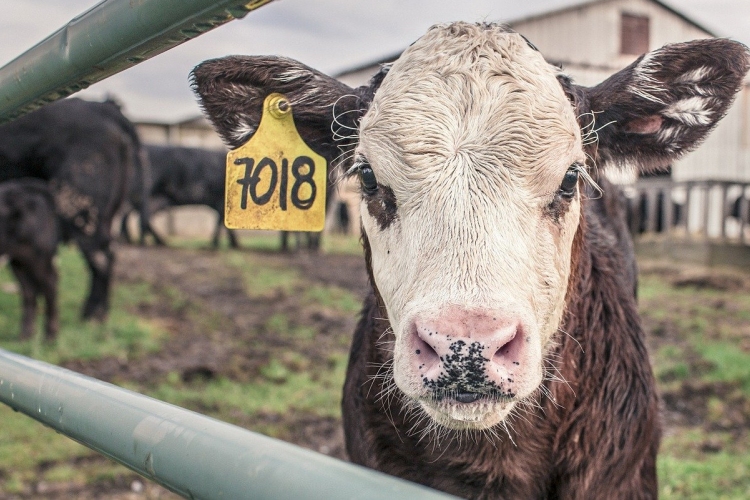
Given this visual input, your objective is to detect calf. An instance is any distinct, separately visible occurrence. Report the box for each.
[0,179,59,339]
[0,98,143,320]
[192,24,749,498]
[120,144,238,248]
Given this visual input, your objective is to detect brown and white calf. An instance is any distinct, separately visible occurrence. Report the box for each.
[192,23,749,499]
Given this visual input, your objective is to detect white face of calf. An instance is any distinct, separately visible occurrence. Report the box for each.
[355,25,583,428]
[192,22,749,431]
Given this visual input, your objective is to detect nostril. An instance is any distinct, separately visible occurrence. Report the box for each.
[415,334,440,364]
[492,328,522,365]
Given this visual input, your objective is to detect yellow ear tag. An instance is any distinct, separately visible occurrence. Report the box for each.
[225,93,327,231]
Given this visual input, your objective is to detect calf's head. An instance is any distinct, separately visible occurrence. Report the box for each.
[193,23,748,430]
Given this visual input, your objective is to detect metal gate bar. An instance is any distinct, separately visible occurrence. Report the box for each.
[0,0,274,123]
[0,348,454,500]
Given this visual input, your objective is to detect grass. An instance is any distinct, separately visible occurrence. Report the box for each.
[0,245,173,494]
[700,342,750,394]
[659,430,750,499]
[303,284,362,314]
[0,241,359,496]
[0,245,167,364]
[147,353,347,425]
[639,269,750,498]
[1,246,749,497]
[169,231,364,256]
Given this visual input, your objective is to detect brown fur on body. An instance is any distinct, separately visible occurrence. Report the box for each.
[343,176,659,499]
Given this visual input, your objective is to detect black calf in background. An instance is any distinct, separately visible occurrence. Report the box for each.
[0,98,143,320]
[0,179,59,339]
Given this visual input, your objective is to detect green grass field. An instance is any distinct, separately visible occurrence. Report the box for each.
[0,240,749,498]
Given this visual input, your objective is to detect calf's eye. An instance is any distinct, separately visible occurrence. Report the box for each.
[358,162,378,195]
[559,167,580,197]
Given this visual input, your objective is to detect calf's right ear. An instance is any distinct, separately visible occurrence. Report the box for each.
[565,38,750,173]
[190,56,368,161]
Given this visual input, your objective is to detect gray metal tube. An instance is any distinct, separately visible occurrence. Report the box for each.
[0,0,274,123]
[0,349,457,500]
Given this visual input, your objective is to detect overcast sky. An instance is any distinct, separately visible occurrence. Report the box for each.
[2,0,749,123]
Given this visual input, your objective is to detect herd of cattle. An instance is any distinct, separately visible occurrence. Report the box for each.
[0,97,273,340]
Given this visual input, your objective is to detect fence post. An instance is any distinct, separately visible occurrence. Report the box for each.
[701,183,711,239]
[719,182,729,241]
[683,182,692,237]
[663,184,673,238]
[740,184,749,245]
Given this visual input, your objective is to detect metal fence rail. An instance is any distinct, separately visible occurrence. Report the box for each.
[0,0,274,123]
[627,178,750,245]
[0,348,455,500]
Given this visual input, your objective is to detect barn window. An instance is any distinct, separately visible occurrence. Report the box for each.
[620,13,650,55]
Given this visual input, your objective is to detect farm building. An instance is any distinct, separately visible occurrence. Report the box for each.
[135,115,225,151]
[337,0,750,253]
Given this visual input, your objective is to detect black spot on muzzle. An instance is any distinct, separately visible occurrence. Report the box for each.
[421,340,515,400]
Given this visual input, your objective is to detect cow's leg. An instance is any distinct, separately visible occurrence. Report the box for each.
[280,231,289,252]
[137,198,166,246]
[139,209,166,246]
[77,236,114,321]
[211,209,223,249]
[9,259,38,340]
[307,232,322,252]
[227,229,239,249]
[140,220,166,246]
[39,258,59,339]
[119,210,133,243]
[212,205,240,248]
[211,222,221,249]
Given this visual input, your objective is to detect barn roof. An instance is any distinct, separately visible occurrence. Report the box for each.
[511,0,715,36]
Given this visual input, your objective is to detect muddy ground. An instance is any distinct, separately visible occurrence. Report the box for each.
[4,243,750,498]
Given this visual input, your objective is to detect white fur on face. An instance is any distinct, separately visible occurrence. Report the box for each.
[357,24,584,429]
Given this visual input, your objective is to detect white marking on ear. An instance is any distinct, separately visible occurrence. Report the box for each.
[663,96,714,126]
[629,52,667,104]
[657,125,683,143]
[231,121,256,143]
[276,68,312,83]
[674,66,713,84]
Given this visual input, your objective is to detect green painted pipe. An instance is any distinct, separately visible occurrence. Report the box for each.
[0,348,457,499]
[0,0,274,123]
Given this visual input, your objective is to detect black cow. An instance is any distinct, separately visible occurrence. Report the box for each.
[0,98,143,320]
[120,144,238,248]
[0,179,59,339]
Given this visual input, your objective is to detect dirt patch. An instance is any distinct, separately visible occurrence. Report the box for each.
[63,245,369,386]
[672,274,746,292]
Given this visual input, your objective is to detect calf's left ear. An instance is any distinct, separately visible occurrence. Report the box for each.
[567,39,749,172]
[190,56,370,161]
